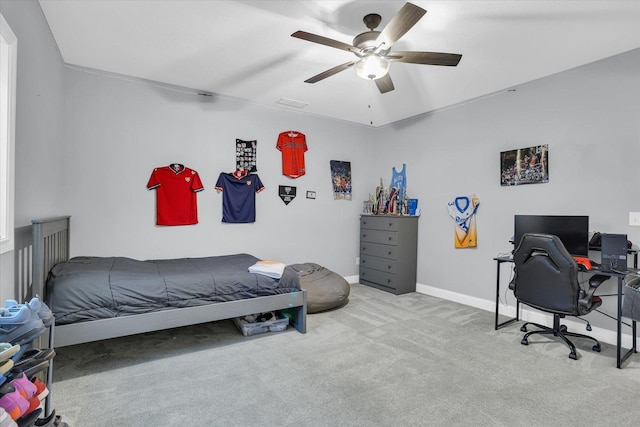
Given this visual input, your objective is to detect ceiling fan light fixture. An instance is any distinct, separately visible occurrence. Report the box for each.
[293,3,459,93]
[355,55,390,80]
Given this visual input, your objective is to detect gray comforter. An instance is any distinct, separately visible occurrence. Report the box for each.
[46,253,300,325]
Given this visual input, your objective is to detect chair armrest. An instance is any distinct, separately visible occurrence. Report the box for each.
[578,274,610,310]
[588,274,610,288]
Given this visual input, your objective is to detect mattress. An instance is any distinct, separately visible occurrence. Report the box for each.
[46,253,300,325]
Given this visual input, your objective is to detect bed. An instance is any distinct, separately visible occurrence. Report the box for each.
[14,216,307,348]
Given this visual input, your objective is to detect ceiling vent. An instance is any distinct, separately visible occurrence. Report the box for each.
[276,97,308,109]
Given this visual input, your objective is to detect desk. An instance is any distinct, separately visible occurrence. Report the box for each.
[493,256,638,368]
[494,256,520,330]
[593,267,638,368]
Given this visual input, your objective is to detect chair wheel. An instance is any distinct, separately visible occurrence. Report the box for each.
[569,352,577,360]
[520,325,527,332]
[521,338,528,345]
[592,344,601,352]
[560,325,568,332]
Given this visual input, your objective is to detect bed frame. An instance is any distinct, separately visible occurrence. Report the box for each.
[14,216,307,347]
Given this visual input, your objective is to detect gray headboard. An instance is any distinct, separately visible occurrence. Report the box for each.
[14,216,70,301]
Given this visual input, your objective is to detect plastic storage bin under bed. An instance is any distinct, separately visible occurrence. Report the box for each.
[233,314,289,337]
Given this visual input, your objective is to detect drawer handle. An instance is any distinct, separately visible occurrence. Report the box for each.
[388,223,393,227]
[388,251,392,255]
[362,234,367,238]
[388,237,392,241]
[387,279,391,283]
[387,265,391,269]
[362,260,366,264]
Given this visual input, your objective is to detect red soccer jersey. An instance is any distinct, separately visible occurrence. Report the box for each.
[277,130,307,178]
[147,164,204,226]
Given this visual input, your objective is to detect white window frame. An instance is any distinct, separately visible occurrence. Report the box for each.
[0,13,17,254]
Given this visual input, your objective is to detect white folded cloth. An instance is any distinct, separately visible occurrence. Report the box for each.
[248,260,286,279]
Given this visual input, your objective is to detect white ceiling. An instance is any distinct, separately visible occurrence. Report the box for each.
[38,1,640,127]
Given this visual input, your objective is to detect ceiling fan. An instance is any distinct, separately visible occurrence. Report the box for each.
[291,2,462,94]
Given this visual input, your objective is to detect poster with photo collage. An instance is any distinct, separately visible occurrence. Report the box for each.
[236,139,257,172]
[330,160,352,200]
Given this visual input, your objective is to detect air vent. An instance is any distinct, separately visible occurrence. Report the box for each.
[276,97,308,109]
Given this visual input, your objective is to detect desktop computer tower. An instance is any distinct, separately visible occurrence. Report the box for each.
[601,233,628,271]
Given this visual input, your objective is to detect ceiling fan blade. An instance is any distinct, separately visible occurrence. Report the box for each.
[291,30,359,54]
[375,74,395,94]
[304,61,356,83]
[376,2,426,49]
[389,51,462,66]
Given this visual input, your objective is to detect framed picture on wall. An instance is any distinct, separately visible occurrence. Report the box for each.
[330,160,352,200]
[500,144,548,186]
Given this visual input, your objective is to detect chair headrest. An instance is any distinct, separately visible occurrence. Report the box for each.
[514,233,577,272]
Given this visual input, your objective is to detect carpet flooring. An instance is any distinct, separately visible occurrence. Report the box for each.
[50,284,640,426]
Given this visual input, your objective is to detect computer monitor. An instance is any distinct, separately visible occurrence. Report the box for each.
[514,215,589,257]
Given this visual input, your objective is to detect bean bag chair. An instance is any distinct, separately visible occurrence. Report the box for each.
[289,263,350,313]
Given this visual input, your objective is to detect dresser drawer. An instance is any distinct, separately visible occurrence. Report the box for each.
[360,229,398,245]
[360,255,397,274]
[360,216,399,231]
[359,267,397,290]
[360,242,397,260]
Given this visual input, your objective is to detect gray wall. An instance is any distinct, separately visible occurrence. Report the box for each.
[373,48,640,333]
[2,1,639,340]
[59,66,375,272]
[0,0,65,299]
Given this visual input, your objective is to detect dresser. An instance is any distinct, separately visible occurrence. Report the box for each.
[359,215,419,295]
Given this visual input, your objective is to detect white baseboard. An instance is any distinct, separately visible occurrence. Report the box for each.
[415,283,635,348]
[345,275,359,284]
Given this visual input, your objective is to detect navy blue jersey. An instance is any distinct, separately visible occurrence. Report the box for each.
[215,172,264,223]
